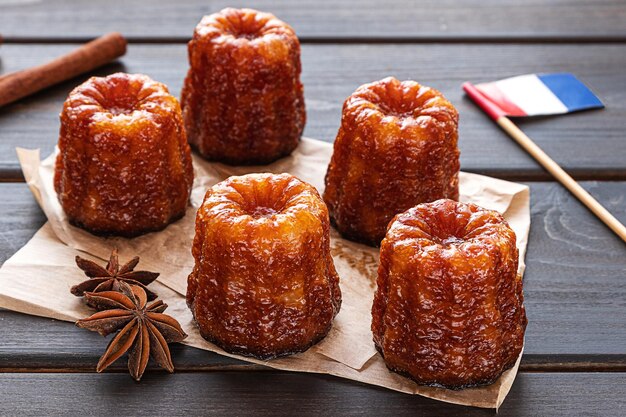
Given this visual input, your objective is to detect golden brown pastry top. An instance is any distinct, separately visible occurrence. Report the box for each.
[193,173,331,261]
[190,8,299,62]
[342,76,458,135]
[61,73,183,131]
[384,198,516,250]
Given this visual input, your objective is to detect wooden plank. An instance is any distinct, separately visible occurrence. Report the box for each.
[523,181,626,357]
[0,184,46,262]
[0,44,625,181]
[2,307,624,372]
[1,0,625,41]
[0,310,249,372]
[0,181,624,370]
[0,372,624,416]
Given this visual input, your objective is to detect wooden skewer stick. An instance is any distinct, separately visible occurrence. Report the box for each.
[0,32,127,108]
[463,82,626,243]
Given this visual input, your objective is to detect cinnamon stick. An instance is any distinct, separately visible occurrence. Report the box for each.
[0,32,127,108]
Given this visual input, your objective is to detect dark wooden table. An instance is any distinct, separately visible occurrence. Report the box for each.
[1,1,625,416]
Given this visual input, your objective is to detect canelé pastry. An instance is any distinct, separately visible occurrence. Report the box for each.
[54,73,193,237]
[187,173,341,359]
[372,199,527,389]
[323,77,460,246]
[181,8,305,165]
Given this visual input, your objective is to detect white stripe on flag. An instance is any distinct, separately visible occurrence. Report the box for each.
[495,74,568,116]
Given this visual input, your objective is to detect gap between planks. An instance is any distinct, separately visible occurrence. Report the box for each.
[1,169,626,184]
[1,361,626,374]
[3,36,626,45]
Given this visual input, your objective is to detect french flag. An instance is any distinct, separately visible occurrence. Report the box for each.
[463,73,603,120]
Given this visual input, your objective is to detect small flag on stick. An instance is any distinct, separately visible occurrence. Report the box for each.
[469,73,603,118]
[463,73,626,243]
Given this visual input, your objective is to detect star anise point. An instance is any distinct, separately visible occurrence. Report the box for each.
[75,282,186,381]
[71,249,160,301]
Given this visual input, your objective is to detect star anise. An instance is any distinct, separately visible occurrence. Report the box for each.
[75,281,187,381]
[71,248,159,302]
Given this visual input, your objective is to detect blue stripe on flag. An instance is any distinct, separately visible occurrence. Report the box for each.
[537,73,604,113]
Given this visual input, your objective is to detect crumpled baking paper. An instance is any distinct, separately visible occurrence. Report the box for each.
[0,137,529,408]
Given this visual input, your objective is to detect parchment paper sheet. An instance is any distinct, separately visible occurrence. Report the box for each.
[0,138,529,408]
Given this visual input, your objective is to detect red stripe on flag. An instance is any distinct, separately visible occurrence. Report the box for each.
[475,83,527,117]
[462,82,507,121]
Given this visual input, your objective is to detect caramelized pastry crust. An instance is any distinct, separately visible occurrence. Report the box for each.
[54,73,193,237]
[323,77,459,246]
[372,199,526,389]
[187,173,341,359]
[181,8,305,165]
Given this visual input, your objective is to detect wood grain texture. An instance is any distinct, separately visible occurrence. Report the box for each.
[0,43,624,181]
[523,181,626,356]
[0,181,623,370]
[0,372,624,416]
[1,0,625,41]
